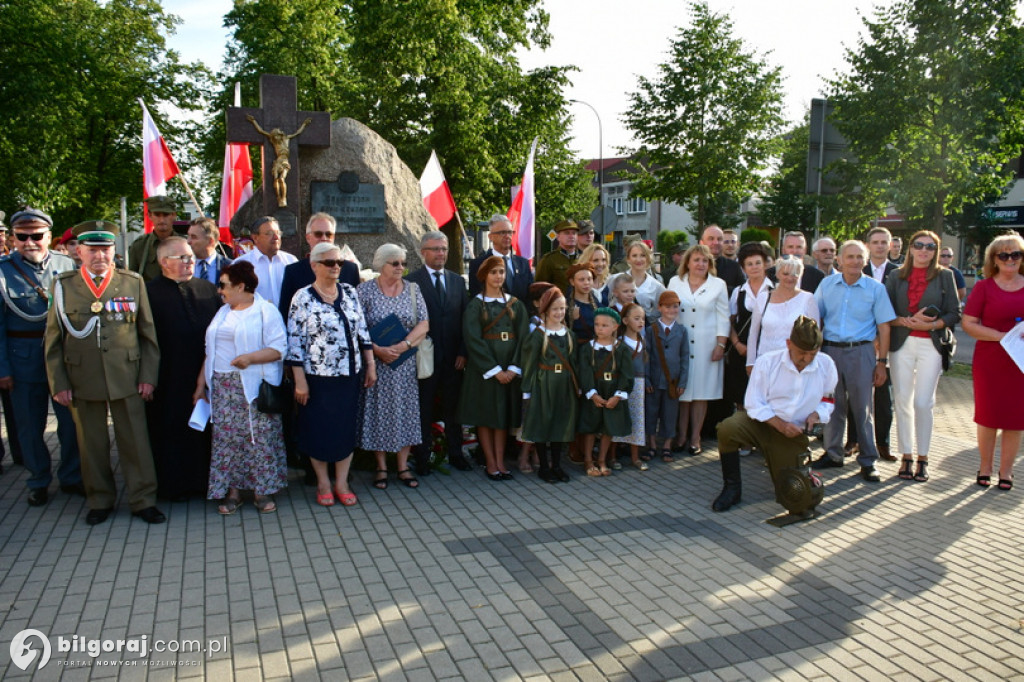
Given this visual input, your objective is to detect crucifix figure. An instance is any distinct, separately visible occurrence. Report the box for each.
[226,74,331,232]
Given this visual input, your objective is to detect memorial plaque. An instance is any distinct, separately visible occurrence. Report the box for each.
[311,178,387,234]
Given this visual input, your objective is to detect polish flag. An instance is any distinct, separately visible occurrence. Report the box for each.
[508,137,538,261]
[140,100,181,233]
[217,143,253,247]
[419,150,457,227]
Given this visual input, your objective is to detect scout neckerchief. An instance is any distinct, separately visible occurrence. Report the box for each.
[81,265,114,313]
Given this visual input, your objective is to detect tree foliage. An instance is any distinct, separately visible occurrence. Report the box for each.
[0,0,207,226]
[621,1,785,230]
[827,0,1024,233]
[758,119,818,231]
[202,0,594,231]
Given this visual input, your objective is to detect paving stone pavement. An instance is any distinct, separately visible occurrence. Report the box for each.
[0,373,1021,681]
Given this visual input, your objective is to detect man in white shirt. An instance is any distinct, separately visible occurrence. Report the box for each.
[712,316,838,522]
[233,216,297,307]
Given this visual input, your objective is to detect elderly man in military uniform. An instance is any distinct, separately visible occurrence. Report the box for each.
[0,208,81,505]
[535,220,580,294]
[45,221,164,525]
[128,195,178,282]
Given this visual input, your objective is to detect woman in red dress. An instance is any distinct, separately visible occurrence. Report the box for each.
[962,234,1024,490]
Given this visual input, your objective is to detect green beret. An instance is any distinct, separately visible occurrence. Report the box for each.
[554,219,579,233]
[790,315,823,351]
[72,220,119,246]
[144,195,177,214]
[594,306,621,325]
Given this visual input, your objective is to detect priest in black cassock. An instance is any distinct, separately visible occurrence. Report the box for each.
[145,236,221,500]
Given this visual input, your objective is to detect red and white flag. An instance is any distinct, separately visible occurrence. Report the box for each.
[217,84,252,246]
[419,150,457,227]
[139,99,181,233]
[508,137,538,261]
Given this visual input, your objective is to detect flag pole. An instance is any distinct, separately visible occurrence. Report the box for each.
[175,174,204,219]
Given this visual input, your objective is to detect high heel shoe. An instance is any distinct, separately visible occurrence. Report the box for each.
[898,458,915,480]
[913,459,929,482]
[998,476,1014,491]
[977,472,992,487]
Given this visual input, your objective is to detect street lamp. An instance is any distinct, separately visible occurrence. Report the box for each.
[569,99,604,238]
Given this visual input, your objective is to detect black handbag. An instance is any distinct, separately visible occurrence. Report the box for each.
[254,305,292,414]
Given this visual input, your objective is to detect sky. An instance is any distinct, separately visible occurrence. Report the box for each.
[164,0,903,160]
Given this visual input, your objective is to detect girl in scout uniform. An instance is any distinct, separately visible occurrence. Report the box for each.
[514,282,557,474]
[577,308,634,476]
[520,287,579,483]
[613,303,650,471]
[459,256,529,481]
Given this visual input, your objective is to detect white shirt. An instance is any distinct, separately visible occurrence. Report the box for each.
[234,248,298,306]
[745,348,838,426]
[427,267,446,292]
[870,260,888,282]
[746,290,821,367]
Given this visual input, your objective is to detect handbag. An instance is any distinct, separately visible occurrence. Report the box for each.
[254,305,292,414]
[935,270,958,371]
[408,281,434,379]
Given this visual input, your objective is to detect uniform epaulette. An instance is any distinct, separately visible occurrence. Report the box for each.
[54,270,78,280]
[118,269,143,281]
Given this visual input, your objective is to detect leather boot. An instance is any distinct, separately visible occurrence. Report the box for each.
[550,443,569,483]
[537,444,556,483]
[712,450,742,512]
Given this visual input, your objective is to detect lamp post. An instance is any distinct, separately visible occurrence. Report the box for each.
[569,98,604,238]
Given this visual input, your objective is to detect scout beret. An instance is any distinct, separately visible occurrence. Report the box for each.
[58,228,76,246]
[658,290,681,306]
[536,286,565,317]
[144,195,177,214]
[476,255,505,283]
[577,220,595,235]
[594,306,620,325]
[10,207,53,228]
[565,263,595,281]
[554,219,579,233]
[789,315,823,351]
[72,220,119,246]
[528,281,556,302]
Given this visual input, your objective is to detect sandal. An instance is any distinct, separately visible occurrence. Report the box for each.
[397,469,419,488]
[218,496,242,515]
[913,460,929,483]
[633,460,649,472]
[254,496,276,514]
[373,469,389,490]
[977,472,992,487]
[335,490,358,506]
[661,450,674,463]
[316,491,336,507]
[640,449,654,462]
[586,466,603,477]
[599,466,612,477]
[998,477,1014,491]
[898,458,915,481]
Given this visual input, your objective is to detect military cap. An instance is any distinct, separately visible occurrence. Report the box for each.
[670,241,688,255]
[789,315,823,352]
[144,195,177,214]
[577,220,595,235]
[58,228,76,246]
[72,220,119,246]
[554,219,579,233]
[10,207,53,228]
[623,233,643,245]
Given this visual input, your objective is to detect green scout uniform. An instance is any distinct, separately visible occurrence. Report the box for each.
[520,327,579,443]
[535,249,579,296]
[459,296,529,430]
[577,340,634,437]
[126,231,164,282]
[45,262,161,512]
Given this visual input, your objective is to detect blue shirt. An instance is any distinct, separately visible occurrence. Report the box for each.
[814,272,895,343]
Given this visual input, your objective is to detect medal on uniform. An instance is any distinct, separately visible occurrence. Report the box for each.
[81,266,114,315]
[90,301,103,313]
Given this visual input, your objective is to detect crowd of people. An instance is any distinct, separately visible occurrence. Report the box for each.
[1,199,1023,525]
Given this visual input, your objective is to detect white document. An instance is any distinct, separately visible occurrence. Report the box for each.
[189,398,211,431]
[999,320,1024,374]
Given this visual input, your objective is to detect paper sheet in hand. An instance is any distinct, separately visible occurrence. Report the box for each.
[189,398,211,431]
[369,313,416,367]
[999,320,1024,374]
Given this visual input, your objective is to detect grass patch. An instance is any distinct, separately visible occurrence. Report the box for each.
[945,362,972,379]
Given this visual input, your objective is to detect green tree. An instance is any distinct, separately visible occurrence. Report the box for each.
[0,0,207,226]
[827,0,1024,233]
[621,1,785,230]
[759,119,818,231]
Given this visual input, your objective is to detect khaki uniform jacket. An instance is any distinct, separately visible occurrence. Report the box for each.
[44,268,160,401]
[127,232,163,282]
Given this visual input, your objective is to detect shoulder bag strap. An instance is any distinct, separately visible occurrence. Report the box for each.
[481,296,517,336]
[652,324,680,398]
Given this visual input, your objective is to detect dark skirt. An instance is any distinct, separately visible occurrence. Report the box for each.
[298,374,360,462]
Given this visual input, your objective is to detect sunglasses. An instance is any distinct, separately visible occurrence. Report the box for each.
[939,253,953,258]
[316,259,344,267]
[14,232,48,242]
[216,281,231,289]
[911,242,937,251]
[996,251,1024,262]
[387,261,407,268]
[311,231,335,239]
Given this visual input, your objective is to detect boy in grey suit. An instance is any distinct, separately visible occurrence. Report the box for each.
[645,291,689,461]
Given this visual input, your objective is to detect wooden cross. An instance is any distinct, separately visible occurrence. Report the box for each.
[226,74,331,234]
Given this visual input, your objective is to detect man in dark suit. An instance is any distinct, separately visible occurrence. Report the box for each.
[278,213,359,320]
[187,217,232,286]
[700,225,745,296]
[767,231,825,293]
[468,214,533,302]
[407,230,472,475]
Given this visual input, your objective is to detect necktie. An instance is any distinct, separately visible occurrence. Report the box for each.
[434,271,446,306]
[504,256,513,289]
[197,259,209,282]
[93,276,103,287]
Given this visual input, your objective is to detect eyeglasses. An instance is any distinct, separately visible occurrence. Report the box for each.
[216,281,231,289]
[311,231,335,239]
[166,255,195,264]
[816,248,835,253]
[14,232,48,242]
[387,261,407,268]
[939,253,954,258]
[316,259,344,268]
[996,251,1024,262]
[911,242,937,251]
[490,230,513,236]
[422,246,448,252]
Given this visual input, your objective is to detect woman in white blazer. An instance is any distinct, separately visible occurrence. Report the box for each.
[667,245,730,454]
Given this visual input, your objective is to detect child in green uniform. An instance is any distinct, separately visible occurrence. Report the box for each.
[521,287,579,483]
[613,303,650,471]
[459,256,529,481]
[578,308,635,476]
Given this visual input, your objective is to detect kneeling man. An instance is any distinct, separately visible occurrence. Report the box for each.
[713,316,838,521]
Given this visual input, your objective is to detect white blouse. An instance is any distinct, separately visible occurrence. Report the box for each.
[746,290,821,366]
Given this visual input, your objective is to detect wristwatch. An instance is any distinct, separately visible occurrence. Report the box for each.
[876,358,888,365]
[404,340,412,349]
